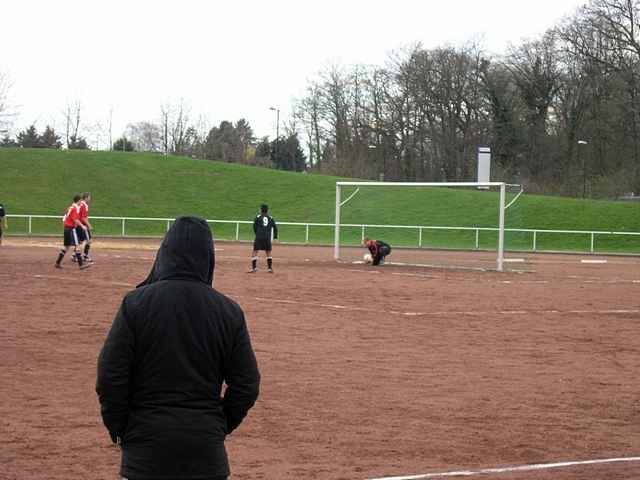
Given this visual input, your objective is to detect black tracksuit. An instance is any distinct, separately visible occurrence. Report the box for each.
[96,217,260,479]
[252,213,278,251]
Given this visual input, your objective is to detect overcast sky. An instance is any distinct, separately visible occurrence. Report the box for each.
[1,0,585,147]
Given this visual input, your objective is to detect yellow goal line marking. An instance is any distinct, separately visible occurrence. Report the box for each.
[367,456,640,480]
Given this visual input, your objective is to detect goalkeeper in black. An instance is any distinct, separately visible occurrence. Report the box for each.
[364,237,392,266]
[249,204,278,273]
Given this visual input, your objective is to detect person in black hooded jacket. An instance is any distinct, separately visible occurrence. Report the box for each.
[96,216,260,480]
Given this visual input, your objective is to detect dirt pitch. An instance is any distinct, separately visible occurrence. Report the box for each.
[1,237,639,480]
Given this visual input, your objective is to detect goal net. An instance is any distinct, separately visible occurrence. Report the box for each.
[334,181,523,272]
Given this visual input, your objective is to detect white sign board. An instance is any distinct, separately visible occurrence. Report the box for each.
[477,146,491,183]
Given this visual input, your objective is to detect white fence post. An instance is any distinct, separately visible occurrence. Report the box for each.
[122,218,126,237]
[235,222,240,241]
[475,228,479,249]
[533,231,537,251]
[361,225,365,243]
[590,233,595,253]
[418,227,423,247]
[166,220,171,231]
[28,216,32,235]
[305,224,309,244]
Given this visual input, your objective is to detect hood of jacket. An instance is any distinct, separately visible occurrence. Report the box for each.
[137,216,214,287]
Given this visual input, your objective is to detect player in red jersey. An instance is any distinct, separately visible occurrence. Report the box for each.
[77,192,94,263]
[55,194,90,269]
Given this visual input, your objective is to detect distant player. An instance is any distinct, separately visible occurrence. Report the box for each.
[55,194,90,270]
[77,192,94,263]
[249,203,278,273]
[363,237,392,266]
[0,202,6,246]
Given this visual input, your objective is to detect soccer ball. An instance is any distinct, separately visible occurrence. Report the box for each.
[363,253,373,264]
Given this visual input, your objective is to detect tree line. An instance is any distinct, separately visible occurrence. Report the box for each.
[294,0,640,197]
[1,110,307,173]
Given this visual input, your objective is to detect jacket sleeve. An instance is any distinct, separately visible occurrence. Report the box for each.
[253,216,258,235]
[223,310,260,435]
[96,299,135,443]
[272,218,278,240]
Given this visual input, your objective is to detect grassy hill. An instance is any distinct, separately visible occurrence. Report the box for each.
[1,148,639,253]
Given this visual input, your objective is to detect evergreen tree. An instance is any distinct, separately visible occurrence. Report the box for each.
[113,137,135,151]
[68,135,89,150]
[0,134,17,147]
[272,133,306,171]
[39,125,62,149]
[17,125,39,148]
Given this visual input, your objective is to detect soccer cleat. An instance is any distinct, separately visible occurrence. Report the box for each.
[248,268,257,273]
[55,263,63,269]
[79,263,91,270]
[267,268,274,273]
[84,255,94,263]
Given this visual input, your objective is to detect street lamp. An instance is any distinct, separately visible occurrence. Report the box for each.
[578,140,588,198]
[269,107,280,162]
[368,144,385,181]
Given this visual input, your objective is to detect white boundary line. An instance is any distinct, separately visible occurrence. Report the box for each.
[367,456,640,480]
[251,295,639,318]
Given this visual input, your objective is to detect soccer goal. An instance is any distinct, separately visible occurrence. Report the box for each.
[334,181,513,271]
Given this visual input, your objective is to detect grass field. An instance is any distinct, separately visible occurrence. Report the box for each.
[1,148,639,252]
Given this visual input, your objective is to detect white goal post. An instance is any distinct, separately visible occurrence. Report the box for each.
[334,181,507,271]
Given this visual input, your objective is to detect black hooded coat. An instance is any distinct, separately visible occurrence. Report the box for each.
[96,216,260,479]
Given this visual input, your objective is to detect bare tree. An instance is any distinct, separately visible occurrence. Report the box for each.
[0,71,16,131]
[160,102,171,155]
[505,32,562,178]
[63,99,83,148]
[558,0,640,191]
[170,99,190,155]
[125,122,163,152]
[108,107,114,151]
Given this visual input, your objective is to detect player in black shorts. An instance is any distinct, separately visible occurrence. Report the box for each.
[55,194,90,270]
[73,192,93,263]
[0,202,7,246]
[249,204,278,273]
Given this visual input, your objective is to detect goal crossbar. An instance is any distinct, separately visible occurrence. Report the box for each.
[336,181,506,188]
[334,181,507,271]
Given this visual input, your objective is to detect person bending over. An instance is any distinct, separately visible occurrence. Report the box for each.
[363,237,392,266]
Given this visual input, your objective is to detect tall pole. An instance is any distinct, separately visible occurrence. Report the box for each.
[497,182,505,272]
[270,107,279,163]
[578,140,588,198]
[334,184,341,260]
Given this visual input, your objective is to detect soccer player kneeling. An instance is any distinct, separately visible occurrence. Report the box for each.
[363,237,392,266]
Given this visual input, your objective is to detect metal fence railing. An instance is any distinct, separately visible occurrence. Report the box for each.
[6,214,640,254]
